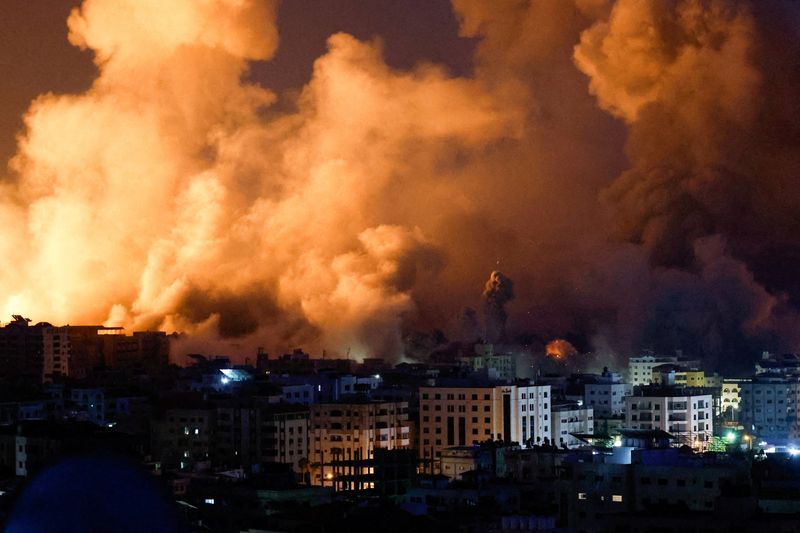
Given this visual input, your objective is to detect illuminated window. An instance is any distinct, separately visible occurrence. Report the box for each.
[578,493,587,500]
[612,495,623,502]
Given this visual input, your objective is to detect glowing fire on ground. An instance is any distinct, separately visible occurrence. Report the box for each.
[545,339,577,360]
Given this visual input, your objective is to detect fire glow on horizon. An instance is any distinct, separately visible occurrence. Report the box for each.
[1,0,799,366]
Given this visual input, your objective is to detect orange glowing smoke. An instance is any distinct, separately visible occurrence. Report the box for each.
[0,0,795,365]
[546,339,577,360]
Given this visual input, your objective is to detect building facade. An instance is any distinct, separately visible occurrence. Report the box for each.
[419,383,551,464]
[551,402,594,448]
[739,376,800,442]
[625,387,714,447]
[460,344,517,381]
[310,400,410,486]
[628,354,701,387]
[584,382,629,418]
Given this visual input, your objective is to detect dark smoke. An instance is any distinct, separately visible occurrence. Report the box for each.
[482,270,514,343]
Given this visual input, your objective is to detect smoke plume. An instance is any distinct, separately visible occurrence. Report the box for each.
[482,271,515,343]
[0,0,799,369]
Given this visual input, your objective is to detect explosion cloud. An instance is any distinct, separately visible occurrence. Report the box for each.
[482,271,515,344]
[0,0,798,369]
[546,339,578,360]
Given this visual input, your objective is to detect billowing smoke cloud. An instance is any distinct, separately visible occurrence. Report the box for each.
[571,0,800,370]
[0,0,518,362]
[1,0,799,369]
[482,271,515,343]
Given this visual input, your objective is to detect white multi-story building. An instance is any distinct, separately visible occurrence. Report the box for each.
[628,353,701,387]
[739,375,800,442]
[551,402,594,448]
[419,383,551,463]
[584,382,630,418]
[310,400,410,487]
[625,386,713,447]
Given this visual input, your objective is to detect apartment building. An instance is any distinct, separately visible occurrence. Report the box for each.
[560,446,749,531]
[628,353,701,387]
[418,383,551,463]
[151,406,215,471]
[214,402,310,473]
[624,386,713,446]
[651,365,706,387]
[739,375,800,442]
[584,380,630,418]
[551,402,594,448]
[459,344,517,381]
[310,400,410,487]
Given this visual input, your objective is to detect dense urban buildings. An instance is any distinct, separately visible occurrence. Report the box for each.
[2,317,800,531]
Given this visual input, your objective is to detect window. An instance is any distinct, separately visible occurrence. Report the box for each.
[612,495,623,503]
[578,492,587,500]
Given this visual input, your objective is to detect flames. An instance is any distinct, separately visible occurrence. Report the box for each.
[546,339,578,360]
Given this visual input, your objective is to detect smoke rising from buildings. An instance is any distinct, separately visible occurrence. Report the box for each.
[482,271,515,344]
[0,0,798,368]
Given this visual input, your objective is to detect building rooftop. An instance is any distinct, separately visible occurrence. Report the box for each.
[630,385,715,397]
